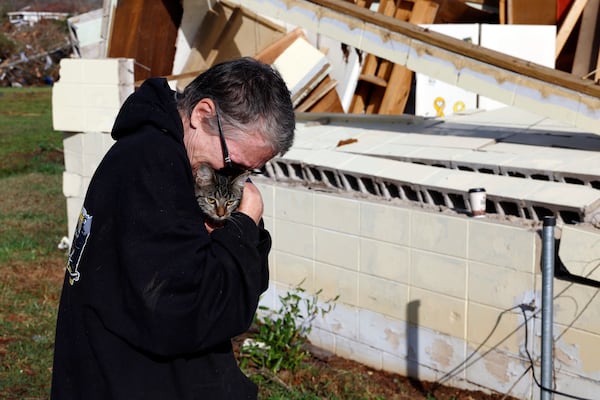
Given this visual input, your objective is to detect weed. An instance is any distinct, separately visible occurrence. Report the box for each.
[241,284,338,374]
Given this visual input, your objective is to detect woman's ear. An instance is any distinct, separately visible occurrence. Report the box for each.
[190,98,215,129]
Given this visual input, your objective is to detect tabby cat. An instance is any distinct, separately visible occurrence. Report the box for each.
[194,163,250,225]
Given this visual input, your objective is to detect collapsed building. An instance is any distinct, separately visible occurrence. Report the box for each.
[53,0,600,398]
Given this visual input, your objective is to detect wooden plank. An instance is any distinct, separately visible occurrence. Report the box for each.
[556,0,589,58]
[295,77,339,112]
[572,0,600,78]
[108,0,183,80]
[507,0,556,24]
[348,0,396,113]
[365,0,400,113]
[499,0,506,24]
[204,7,244,67]
[255,28,306,64]
[303,82,344,112]
[378,0,438,115]
[176,1,285,90]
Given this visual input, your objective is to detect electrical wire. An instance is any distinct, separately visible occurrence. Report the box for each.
[519,306,593,400]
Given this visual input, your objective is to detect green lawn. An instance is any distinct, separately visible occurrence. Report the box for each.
[0,87,67,399]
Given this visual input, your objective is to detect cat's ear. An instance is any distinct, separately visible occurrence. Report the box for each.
[195,163,215,186]
[232,171,251,189]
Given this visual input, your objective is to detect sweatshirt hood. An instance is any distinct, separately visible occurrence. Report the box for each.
[111,78,184,142]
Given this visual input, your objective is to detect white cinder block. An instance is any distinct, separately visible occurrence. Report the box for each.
[253,180,274,218]
[53,58,134,133]
[466,302,524,353]
[360,238,410,283]
[56,58,84,83]
[81,58,134,85]
[62,132,83,153]
[552,363,600,399]
[468,220,536,272]
[464,349,531,398]
[409,287,466,339]
[274,251,314,290]
[84,107,121,133]
[274,220,314,258]
[468,261,533,309]
[313,302,359,341]
[360,202,411,246]
[63,150,84,176]
[102,133,116,152]
[336,336,383,370]
[307,327,336,354]
[315,229,359,271]
[62,171,83,198]
[262,216,273,235]
[66,196,85,240]
[53,104,86,132]
[274,186,314,223]
[314,262,358,306]
[558,225,600,282]
[82,84,128,108]
[411,250,467,299]
[82,152,102,178]
[555,328,600,380]
[82,131,106,154]
[411,211,468,258]
[358,309,408,357]
[315,194,360,234]
[382,351,409,377]
[553,278,600,335]
[52,82,85,108]
[358,274,408,320]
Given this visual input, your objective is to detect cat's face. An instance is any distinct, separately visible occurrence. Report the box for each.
[194,163,250,224]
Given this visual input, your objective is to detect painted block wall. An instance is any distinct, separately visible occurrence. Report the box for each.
[255,180,600,400]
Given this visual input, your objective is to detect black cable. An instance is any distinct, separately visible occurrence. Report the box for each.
[519,306,593,400]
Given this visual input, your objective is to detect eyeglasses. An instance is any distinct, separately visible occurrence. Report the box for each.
[215,108,262,177]
[215,108,245,176]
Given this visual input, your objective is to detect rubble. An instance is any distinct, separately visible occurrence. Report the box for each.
[0,19,72,87]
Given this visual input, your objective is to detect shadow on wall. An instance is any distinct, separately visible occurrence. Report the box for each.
[407,300,425,394]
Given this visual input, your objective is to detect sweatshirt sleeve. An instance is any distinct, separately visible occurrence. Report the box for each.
[85,132,270,357]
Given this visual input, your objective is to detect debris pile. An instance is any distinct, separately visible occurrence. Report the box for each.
[0,19,72,87]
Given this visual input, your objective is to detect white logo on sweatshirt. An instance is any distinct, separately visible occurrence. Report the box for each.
[66,207,93,285]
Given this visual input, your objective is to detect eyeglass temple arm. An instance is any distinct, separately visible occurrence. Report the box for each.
[215,111,232,165]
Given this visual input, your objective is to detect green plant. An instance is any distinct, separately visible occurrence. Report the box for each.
[241,284,338,374]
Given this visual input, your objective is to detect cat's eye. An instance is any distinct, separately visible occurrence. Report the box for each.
[206,198,216,204]
[226,200,236,206]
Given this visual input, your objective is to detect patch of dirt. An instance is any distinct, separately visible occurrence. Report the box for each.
[233,334,519,400]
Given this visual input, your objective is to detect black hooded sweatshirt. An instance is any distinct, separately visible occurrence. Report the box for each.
[51,78,270,399]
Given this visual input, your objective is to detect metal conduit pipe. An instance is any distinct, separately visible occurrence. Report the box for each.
[541,216,556,400]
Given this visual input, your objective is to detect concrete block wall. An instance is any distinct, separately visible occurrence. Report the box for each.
[52,57,600,400]
[255,179,600,400]
[53,58,133,238]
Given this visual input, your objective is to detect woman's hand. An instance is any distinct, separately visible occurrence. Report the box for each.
[236,181,264,225]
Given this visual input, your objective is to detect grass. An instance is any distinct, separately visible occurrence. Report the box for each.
[0,87,67,399]
[0,88,64,178]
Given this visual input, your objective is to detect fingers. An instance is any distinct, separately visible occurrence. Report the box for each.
[237,181,264,225]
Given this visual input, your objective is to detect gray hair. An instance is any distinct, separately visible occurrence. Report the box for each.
[176,57,295,156]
